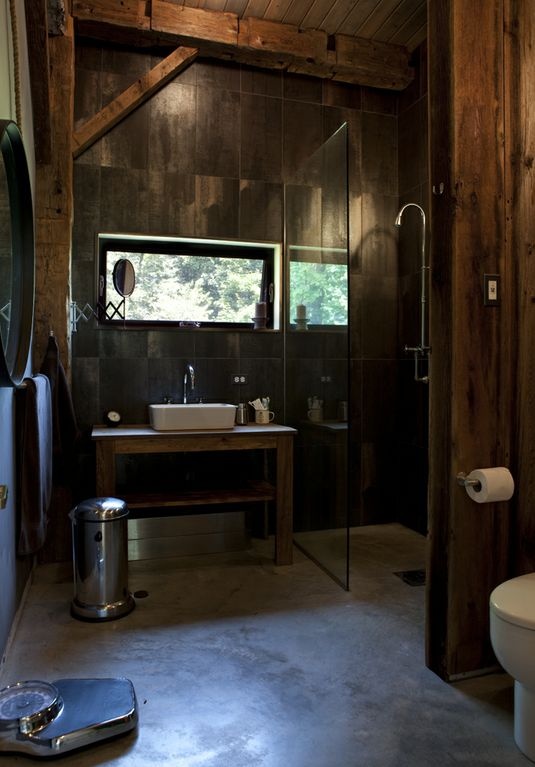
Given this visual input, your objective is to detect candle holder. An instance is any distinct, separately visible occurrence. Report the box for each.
[293,317,309,331]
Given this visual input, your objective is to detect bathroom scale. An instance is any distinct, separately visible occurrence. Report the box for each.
[0,677,138,757]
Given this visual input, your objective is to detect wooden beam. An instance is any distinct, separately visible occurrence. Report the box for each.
[72,0,150,31]
[48,0,67,36]
[237,17,326,62]
[152,0,237,47]
[24,0,51,164]
[334,34,414,90]
[72,0,414,90]
[72,45,198,158]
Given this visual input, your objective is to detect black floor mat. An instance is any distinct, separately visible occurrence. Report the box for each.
[394,569,426,586]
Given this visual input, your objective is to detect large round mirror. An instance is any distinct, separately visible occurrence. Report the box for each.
[0,120,34,387]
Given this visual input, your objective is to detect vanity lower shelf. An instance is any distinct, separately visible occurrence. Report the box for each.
[92,424,296,565]
[122,480,275,510]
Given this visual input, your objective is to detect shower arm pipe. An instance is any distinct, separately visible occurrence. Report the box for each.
[395,202,430,384]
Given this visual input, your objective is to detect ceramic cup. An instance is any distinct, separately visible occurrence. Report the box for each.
[255,409,275,424]
[307,408,323,422]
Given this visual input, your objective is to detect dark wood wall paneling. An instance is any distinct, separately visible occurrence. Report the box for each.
[507,2,535,571]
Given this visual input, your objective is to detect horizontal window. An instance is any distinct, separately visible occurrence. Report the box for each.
[98,234,281,329]
[288,246,348,328]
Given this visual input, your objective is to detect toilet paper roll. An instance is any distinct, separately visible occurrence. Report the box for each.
[465,467,514,503]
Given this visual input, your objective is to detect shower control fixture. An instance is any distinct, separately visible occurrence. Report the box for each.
[0,677,138,758]
[395,203,430,384]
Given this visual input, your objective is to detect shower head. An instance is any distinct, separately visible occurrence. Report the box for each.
[395,202,425,228]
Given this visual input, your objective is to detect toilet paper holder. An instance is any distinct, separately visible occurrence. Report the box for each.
[456,472,482,491]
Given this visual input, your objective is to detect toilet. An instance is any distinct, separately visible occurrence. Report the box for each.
[490,573,535,762]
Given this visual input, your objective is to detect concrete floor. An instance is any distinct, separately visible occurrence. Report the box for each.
[0,523,530,766]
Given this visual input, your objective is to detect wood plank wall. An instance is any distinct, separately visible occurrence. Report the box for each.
[506,3,535,574]
[428,0,514,679]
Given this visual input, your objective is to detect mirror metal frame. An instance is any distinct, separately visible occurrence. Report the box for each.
[0,120,34,387]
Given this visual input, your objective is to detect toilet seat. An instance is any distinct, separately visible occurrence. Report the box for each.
[490,573,535,630]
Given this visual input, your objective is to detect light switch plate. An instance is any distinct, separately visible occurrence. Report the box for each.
[484,274,500,306]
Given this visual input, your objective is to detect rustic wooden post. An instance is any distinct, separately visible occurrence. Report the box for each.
[505,2,535,573]
[427,0,513,678]
[31,5,74,564]
[33,8,74,376]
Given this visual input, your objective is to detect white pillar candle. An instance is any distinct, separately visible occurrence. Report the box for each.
[255,302,267,317]
[296,304,307,319]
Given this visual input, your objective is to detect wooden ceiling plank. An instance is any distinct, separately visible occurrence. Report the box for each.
[242,0,272,20]
[203,0,228,11]
[372,0,425,44]
[348,0,398,37]
[318,0,364,35]
[300,0,340,31]
[224,0,250,16]
[24,0,51,164]
[389,3,426,47]
[72,45,199,158]
[280,0,317,28]
[405,20,426,52]
[263,0,291,22]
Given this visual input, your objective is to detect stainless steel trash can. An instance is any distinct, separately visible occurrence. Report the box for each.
[70,497,135,621]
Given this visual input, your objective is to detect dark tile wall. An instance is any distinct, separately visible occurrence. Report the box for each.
[71,40,427,535]
[396,42,429,534]
[350,86,400,526]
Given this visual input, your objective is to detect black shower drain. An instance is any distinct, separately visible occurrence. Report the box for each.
[394,569,426,586]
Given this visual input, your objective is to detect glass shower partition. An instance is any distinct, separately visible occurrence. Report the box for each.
[284,123,350,589]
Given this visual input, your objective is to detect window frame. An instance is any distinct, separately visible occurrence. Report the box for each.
[97,233,281,330]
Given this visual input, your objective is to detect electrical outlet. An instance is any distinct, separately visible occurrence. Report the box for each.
[321,376,332,383]
[231,374,248,385]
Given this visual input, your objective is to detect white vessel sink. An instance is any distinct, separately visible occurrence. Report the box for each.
[149,403,237,431]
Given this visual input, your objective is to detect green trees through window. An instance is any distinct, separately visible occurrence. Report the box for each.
[107,251,265,324]
[289,261,347,325]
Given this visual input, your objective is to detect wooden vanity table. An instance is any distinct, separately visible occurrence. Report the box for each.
[92,423,297,565]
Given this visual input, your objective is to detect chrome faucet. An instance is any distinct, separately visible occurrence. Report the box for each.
[183,363,195,404]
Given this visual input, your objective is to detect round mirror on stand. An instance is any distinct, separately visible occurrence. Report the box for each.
[112,258,135,298]
[0,120,34,387]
